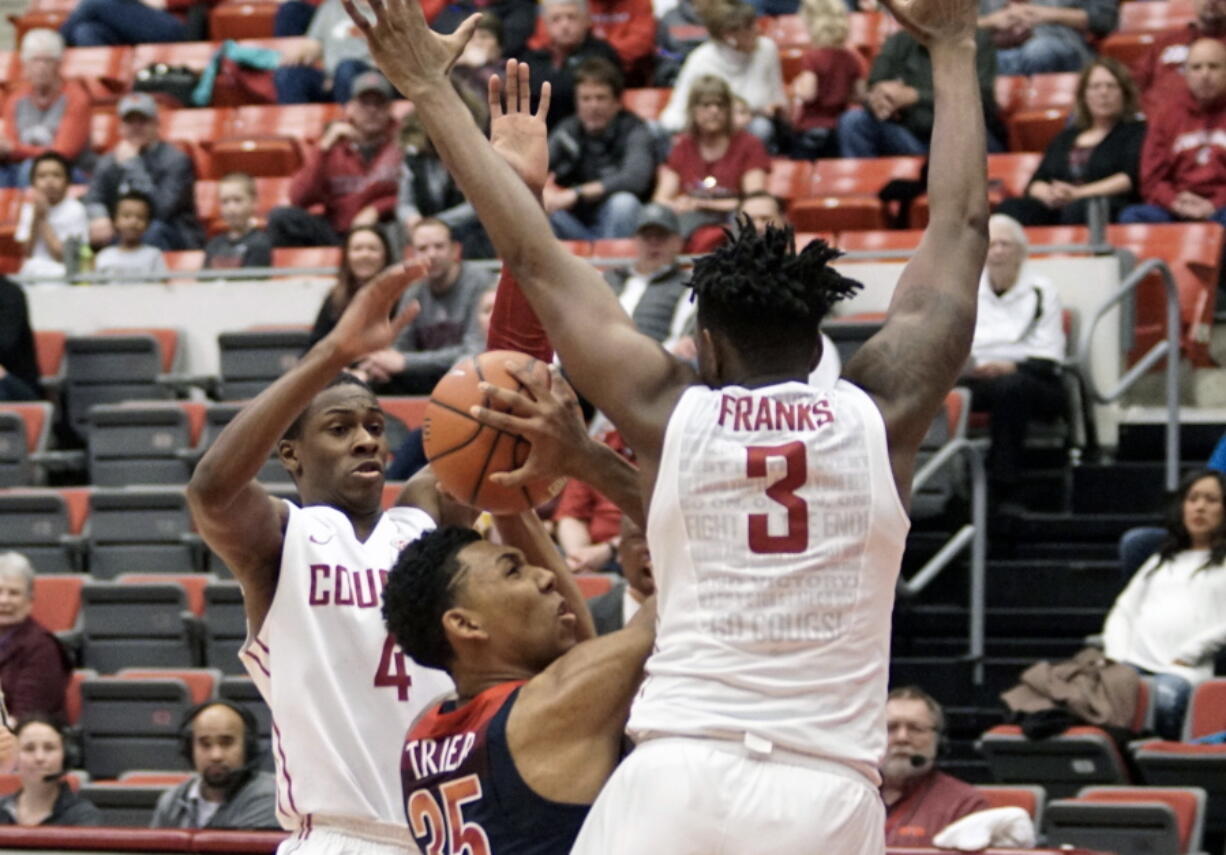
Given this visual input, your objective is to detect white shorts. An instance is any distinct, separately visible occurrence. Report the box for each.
[277,826,419,855]
[570,737,886,855]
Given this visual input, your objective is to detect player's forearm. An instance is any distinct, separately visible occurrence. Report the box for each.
[572,443,644,529]
[925,41,989,240]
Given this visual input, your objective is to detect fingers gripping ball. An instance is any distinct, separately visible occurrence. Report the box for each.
[423,350,566,514]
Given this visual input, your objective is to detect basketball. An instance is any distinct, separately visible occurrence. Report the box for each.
[422,350,568,514]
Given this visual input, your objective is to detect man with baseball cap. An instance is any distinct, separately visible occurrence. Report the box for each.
[268,70,402,247]
[82,91,204,251]
[602,202,692,349]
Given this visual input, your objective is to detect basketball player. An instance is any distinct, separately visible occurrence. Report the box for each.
[346,0,988,850]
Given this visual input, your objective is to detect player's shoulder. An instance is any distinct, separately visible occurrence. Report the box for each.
[383,504,437,538]
[409,682,520,741]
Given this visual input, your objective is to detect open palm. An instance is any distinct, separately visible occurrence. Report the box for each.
[489,60,551,198]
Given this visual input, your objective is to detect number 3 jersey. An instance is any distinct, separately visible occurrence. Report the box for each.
[401,682,591,855]
[628,380,910,784]
[241,501,455,841]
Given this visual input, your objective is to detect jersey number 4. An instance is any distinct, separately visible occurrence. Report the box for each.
[373,634,413,701]
[746,442,809,554]
[408,774,492,855]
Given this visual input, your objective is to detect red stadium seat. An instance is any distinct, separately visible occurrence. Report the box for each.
[790,196,884,232]
[834,229,924,253]
[91,111,119,154]
[7,12,69,53]
[779,46,807,84]
[255,176,295,213]
[591,238,637,259]
[1,401,53,456]
[575,574,615,598]
[808,155,924,196]
[380,397,430,431]
[766,158,813,201]
[1100,31,1160,67]
[119,771,194,786]
[228,103,343,143]
[59,487,92,536]
[911,153,1042,227]
[57,46,133,102]
[32,575,84,634]
[848,11,893,64]
[195,180,221,232]
[160,108,229,147]
[1025,225,1091,251]
[995,75,1027,122]
[65,669,96,727]
[560,240,593,257]
[759,14,808,47]
[1008,108,1071,154]
[210,1,279,40]
[1119,0,1195,33]
[163,251,205,273]
[621,88,670,122]
[207,137,302,179]
[977,784,1047,827]
[1047,785,1207,855]
[272,246,341,269]
[1017,73,1080,113]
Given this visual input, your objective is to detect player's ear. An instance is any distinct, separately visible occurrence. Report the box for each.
[443,607,488,644]
[277,439,302,477]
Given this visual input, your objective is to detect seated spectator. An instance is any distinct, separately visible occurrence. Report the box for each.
[269,72,401,248]
[430,0,538,61]
[150,701,278,830]
[95,191,168,279]
[18,153,89,280]
[353,219,491,394]
[1102,468,1226,740]
[997,58,1145,227]
[0,717,100,826]
[588,515,656,635]
[603,204,694,347]
[203,173,273,270]
[545,58,655,241]
[977,0,1119,76]
[883,687,989,847]
[653,75,770,251]
[789,0,864,160]
[555,430,630,571]
[655,0,713,87]
[959,214,1066,506]
[839,27,1001,157]
[307,225,395,347]
[83,93,204,252]
[588,0,657,85]
[60,0,201,46]
[658,0,786,146]
[274,0,379,104]
[1121,38,1226,228]
[737,190,787,232]
[1133,0,1226,118]
[450,14,505,109]
[0,29,90,188]
[0,554,70,720]
[522,0,622,127]
[0,281,40,402]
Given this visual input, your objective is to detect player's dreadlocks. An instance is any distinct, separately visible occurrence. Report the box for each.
[383,525,482,671]
[689,218,863,362]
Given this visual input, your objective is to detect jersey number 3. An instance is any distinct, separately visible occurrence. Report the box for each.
[408,774,492,855]
[374,634,413,701]
[746,442,808,554]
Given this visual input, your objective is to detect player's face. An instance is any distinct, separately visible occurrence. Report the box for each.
[114,199,151,244]
[545,2,587,51]
[32,159,69,203]
[454,541,580,672]
[17,723,64,785]
[191,705,247,789]
[285,386,389,514]
[1187,41,1226,103]
[0,574,33,629]
[219,181,256,233]
[1182,475,1224,548]
[883,698,939,780]
[576,82,618,135]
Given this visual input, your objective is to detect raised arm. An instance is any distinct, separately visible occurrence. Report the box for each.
[343,0,694,463]
[187,264,422,632]
[841,0,989,506]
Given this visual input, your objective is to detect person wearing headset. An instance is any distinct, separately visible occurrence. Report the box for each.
[882,686,988,847]
[149,700,278,830]
[0,714,101,826]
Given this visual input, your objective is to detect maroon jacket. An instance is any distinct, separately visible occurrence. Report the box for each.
[1140,86,1226,210]
[885,770,989,848]
[289,122,402,234]
[0,617,70,722]
[1133,25,1226,117]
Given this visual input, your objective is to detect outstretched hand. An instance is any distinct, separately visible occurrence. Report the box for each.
[324,261,425,364]
[489,60,552,200]
[341,0,480,96]
[468,363,588,488]
[878,0,978,45]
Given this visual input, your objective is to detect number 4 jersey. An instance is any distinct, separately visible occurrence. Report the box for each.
[628,380,910,785]
[241,501,455,842]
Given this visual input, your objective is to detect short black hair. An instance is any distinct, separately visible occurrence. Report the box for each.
[31,151,71,180]
[383,526,483,671]
[282,372,375,441]
[690,216,861,361]
[574,56,624,98]
[114,189,154,220]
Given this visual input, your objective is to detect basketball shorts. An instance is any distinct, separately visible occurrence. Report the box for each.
[570,736,885,855]
[277,825,420,855]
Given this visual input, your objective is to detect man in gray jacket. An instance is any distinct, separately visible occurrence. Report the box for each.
[978,0,1118,75]
[150,701,278,831]
[602,204,692,348]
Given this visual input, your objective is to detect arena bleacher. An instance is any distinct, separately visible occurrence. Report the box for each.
[1,0,1225,852]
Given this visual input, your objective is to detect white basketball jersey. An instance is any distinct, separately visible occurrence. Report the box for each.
[628,380,909,784]
[241,502,454,843]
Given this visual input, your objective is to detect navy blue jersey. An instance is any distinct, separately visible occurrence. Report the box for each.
[401,681,591,854]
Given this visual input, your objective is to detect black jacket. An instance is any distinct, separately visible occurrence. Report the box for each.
[1027,119,1147,218]
[0,277,41,401]
[0,784,103,826]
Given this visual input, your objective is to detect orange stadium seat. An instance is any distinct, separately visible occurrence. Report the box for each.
[1009,108,1071,154]
[977,784,1047,827]
[208,137,302,179]
[847,11,887,62]
[60,486,92,536]
[575,574,615,598]
[380,397,430,431]
[834,229,924,254]
[228,103,343,143]
[592,238,637,259]
[790,196,885,232]
[272,246,341,269]
[1100,31,1160,67]
[7,12,67,51]
[209,1,280,40]
[780,46,807,84]
[164,251,205,272]
[1017,73,1080,112]
[119,771,194,787]
[117,668,219,706]
[560,240,593,257]
[160,108,230,147]
[34,330,67,385]
[621,88,670,122]
[32,575,84,634]
[995,75,1027,121]
[1026,225,1091,251]
[767,158,813,202]
[808,155,924,196]
[195,180,221,230]
[65,669,96,727]
[1119,0,1195,33]
[911,153,1041,227]
[91,111,119,154]
[0,402,54,486]
[255,176,295,213]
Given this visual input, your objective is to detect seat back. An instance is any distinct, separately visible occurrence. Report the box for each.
[218,329,311,400]
[87,488,199,578]
[1078,786,1206,855]
[87,403,197,487]
[0,491,75,572]
[977,784,1047,828]
[81,581,194,672]
[78,675,197,778]
[63,335,169,441]
[77,782,176,827]
[1185,679,1226,740]
[199,404,288,485]
[204,581,248,675]
[32,575,84,633]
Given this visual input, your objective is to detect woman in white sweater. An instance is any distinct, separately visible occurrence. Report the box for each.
[1103,469,1226,739]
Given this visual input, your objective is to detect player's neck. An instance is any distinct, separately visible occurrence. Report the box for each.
[726,369,808,389]
[451,664,536,704]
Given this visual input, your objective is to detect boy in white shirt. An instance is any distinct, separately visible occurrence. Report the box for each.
[17,152,88,280]
[95,191,167,280]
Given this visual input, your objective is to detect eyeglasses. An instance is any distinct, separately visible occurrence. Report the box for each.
[886,721,938,735]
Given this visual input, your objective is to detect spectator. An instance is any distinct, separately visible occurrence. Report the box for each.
[998,58,1145,227]
[150,701,278,830]
[0,280,40,402]
[430,0,538,60]
[95,191,168,279]
[978,0,1119,76]
[655,0,713,87]
[839,27,1001,157]
[1103,468,1226,740]
[60,0,200,47]
[307,225,394,347]
[883,687,989,847]
[545,58,655,241]
[0,29,90,188]
[959,214,1066,506]
[203,173,273,270]
[0,553,70,722]
[0,716,101,826]
[555,430,631,572]
[274,0,377,104]
[588,0,657,84]
[1133,0,1226,117]
[18,152,89,280]
[653,75,770,251]
[603,203,694,347]
[588,515,656,635]
[450,13,505,108]
[269,72,401,248]
[353,219,491,394]
[1121,38,1226,228]
[83,93,204,252]
[789,0,864,160]
[521,0,623,127]
[737,189,787,232]
[658,0,786,146]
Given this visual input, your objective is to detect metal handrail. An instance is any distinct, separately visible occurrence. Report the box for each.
[898,437,988,684]
[1073,257,1181,491]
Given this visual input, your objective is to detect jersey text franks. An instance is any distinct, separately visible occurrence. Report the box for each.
[716,393,834,433]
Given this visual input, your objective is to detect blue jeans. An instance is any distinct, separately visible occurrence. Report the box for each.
[1119,203,1226,228]
[996,35,1087,76]
[1131,666,1194,740]
[549,192,643,240]
[274,0,316,37]
[275,59,373,104]
[61,0,186,46]
[837,108,928,158]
